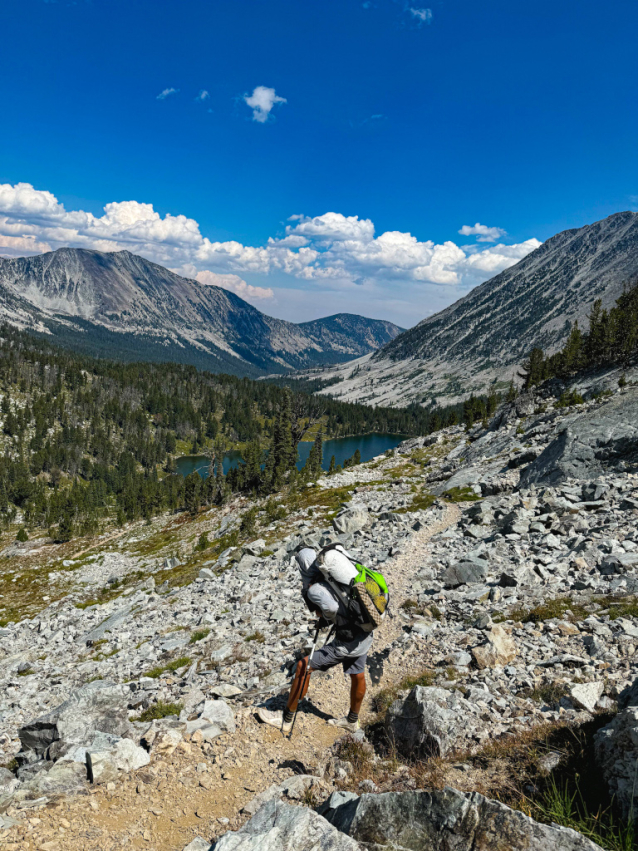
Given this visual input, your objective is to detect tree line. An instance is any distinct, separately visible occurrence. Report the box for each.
[0,324,479,541]
[524,279,638,388]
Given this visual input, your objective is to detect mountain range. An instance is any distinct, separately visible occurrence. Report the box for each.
[0,248,402,376]
[305,211,638,407]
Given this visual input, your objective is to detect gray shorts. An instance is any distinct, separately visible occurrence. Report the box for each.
[309,644,367,675]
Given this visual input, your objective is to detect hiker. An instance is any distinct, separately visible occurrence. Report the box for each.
[257,547,373,734]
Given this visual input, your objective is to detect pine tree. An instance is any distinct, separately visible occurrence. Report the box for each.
[57,510,74,542]
[328,454,336,475]
[312,432,323,477]
[184,471,201,515]
[524,347,545,387]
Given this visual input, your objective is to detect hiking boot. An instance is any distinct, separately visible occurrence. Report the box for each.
[256,707,292,734]
[328,716,360,732]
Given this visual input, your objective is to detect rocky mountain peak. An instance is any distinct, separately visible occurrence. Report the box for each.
[0,248,403,376]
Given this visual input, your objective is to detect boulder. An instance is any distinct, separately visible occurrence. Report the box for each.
[183,840,212,851]
[324,787,603,850]
[141,717,186,755]
[594,676,638,820]
[333,505,369,535]
[186,699,235,742]
[519,389,638,486]
[441,560,487,588]
[79,605,134,645]
[570,682,604,714]
[471,625,516,669]
[18,681,132,759]
[385,686,480,758]
[211,799,361,850]
[0,768,18,797]
[23,761,88,796]
[242,774,327,816]
[87,737,150,784]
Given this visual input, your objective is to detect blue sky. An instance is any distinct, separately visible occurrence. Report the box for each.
[1,0,636,326]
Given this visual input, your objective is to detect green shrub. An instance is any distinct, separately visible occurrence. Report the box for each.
[195,532,209,552]
[16,527,28,542]
[189,628,210,644]
[556,389,584,408]
[245,630,266,644]
[145,656,192,679]
[533,776,635,851]
[442,486,480,502]
[133,701,183,723]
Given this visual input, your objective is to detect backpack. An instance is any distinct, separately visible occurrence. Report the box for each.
[314,544,390,632]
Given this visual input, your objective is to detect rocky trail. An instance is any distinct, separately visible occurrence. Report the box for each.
[2,374,638,850]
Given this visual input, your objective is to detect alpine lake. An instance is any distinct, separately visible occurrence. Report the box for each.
[175,433,408,479]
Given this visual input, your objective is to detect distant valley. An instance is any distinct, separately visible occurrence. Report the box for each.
[302,211,638,407]
[0,248,403,377]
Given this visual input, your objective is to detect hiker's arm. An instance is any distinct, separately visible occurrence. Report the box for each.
[306,583,338,623]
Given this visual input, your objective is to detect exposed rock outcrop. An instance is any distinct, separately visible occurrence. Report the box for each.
[324,787,604,850]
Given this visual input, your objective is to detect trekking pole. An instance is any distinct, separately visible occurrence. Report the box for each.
[287,623,323,739]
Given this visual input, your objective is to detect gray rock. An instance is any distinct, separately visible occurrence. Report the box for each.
[186,699,235,742]
[520,389,638,486]
[244,539,266,556]
[210,644,234,664]
[209,684,242,698]
[385,686,479,758]
[18,681,132,758]
[441,560,487,588]
[471,625,517,669]
[23,761,88,796]
[570,682,604,714]
[0,768,18,797]
[595,675,638,820]
[183,840,212,851]
[79,605,134,644]
[212,799,361,850]
[141,717,186,754]
[333,505,369,535]
[325,787,603,850]
[87,737,150,784]
[242,774,326,816]
[199,568,215,580]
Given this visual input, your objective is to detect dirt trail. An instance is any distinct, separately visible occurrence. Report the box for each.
[9,505,460,851]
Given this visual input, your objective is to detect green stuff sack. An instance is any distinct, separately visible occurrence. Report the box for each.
[352,564,389,629]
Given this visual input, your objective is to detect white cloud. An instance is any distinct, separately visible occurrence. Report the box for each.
[0,182,541,307]
[286,212,375,244]
[459,222,507,243]
[157,87,179,100]
[244,86,286,123]
[195,269,274,300]
[0,232,52,258]
[196,90,209,102]
[409,7,433,24]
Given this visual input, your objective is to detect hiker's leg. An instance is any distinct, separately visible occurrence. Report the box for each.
[350,672,366,715]
[286,656,313,714]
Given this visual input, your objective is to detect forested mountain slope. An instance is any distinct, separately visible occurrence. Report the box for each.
[0,325,441,542]
[0,249,402,377]
[308,211,638,407]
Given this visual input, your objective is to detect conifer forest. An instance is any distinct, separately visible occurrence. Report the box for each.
[0,325,465,542]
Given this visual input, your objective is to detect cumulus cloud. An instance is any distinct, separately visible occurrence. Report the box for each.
[195,270,274,300]
[0,182,541,297]
[244,86,286,123]
[196,90,209,102]
[0,233,52,258]
[409,7,433,24]
[459,222,507,243]
[157,87,178,100]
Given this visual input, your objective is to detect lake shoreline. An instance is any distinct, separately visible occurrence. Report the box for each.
[175,433,409,478]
